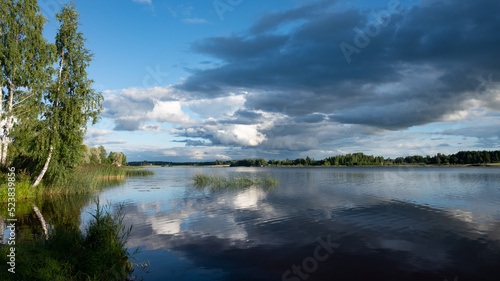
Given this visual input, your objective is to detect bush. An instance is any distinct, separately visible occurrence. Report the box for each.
[0,200,147,281]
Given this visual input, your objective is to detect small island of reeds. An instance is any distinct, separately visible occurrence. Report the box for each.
[193,173,279,190]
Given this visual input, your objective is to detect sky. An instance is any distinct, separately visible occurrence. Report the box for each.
[39,0,500,162]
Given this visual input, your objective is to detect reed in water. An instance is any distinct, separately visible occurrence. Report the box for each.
[193,173,279,190]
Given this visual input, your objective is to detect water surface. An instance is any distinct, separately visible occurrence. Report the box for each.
[7,166,500,280]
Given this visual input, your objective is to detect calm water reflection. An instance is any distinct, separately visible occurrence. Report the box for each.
[16,167,500,280]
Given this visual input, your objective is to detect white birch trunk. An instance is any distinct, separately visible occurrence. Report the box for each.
[0,83,13,166]
[33,145,53,187]
[33,52,64,187]
[0,80,3,165]
[0,24,3,165]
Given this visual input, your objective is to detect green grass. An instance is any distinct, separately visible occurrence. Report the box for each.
[193,173,279,190]
[124,169,155,177]
[0,176,44,201]
[0,200,148,281]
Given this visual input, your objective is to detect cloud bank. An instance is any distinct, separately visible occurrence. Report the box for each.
[93,0,500,160]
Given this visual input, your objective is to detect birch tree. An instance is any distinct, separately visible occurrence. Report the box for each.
[33,3,102,187]
[0,0,50,166]
[0,1,4,163]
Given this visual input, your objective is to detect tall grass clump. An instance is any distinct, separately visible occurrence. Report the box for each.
[194,173,279,190]
[125,169,155,177]
[0,200,148,281]
[78,200,145,280]
[36,164,126,196]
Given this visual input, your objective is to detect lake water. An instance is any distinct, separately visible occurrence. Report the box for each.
[5,166,500,280]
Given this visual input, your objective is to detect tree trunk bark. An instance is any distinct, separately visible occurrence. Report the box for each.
[0,83,14,166]
[32,52,64,187]
[0,79,3,165]
[33,145,53,187]
[0,25,3,165]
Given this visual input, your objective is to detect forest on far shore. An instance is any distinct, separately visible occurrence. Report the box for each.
[129,150,500,167]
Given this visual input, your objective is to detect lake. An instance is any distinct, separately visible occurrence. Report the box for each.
[5,166,500,280]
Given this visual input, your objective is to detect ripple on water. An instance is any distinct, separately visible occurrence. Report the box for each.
[78,167,500,280]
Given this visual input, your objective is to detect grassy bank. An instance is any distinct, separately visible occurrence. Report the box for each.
[0,165,154,203]
[194,173,279,190]
[0,201,147,280]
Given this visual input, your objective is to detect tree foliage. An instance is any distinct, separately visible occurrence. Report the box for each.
[1,2,108,187]
[29,3,103,186]
[107,151,127,166]
[80,145,127,166]
[1,0,52,166]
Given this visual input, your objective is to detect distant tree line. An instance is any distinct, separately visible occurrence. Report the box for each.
[230,158,269,167]
[391,151,500,165]
[81,145,127,166]
[128,161,229,167]
[229,151,500,167]
[128,150,500,168]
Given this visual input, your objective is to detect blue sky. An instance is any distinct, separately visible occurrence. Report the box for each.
[41,0,500,161]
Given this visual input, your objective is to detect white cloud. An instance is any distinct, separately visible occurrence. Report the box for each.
[160,146,233,161]
[84,128,128,147]
[140,123,163,133]
[216,124,267,147]
[117,86,182,101]
[102,85,190,131]
[148,101,191,124]
[85,138,128,146]
[172,123,267,147]
[186,95,246,118]
[441,109,478,122]
[85,128,113,138]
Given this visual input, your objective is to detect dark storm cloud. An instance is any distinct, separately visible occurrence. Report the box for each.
[261,122,381,151]
[172,139,210,147]
[177,0,500,130]
[293,113,327,123]
[192,35,289,62]
[219,109,264,125]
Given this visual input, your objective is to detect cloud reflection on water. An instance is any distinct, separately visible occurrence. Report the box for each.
[96,167,500,280]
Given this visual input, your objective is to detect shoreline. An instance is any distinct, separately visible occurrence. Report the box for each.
[0,165,154,203]
[142,164,500,168]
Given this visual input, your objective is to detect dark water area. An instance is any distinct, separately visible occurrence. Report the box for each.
[4,167,500,280]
